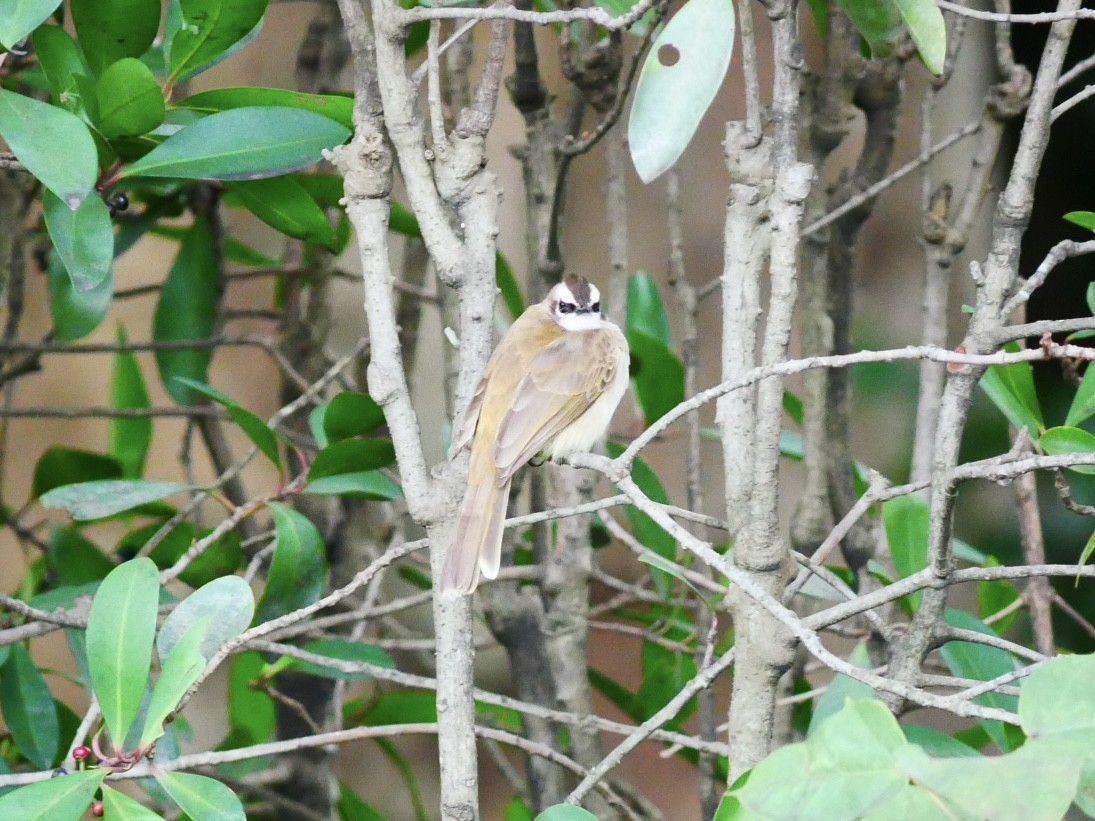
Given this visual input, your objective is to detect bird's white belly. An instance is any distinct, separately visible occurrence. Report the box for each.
[546,347,629,459]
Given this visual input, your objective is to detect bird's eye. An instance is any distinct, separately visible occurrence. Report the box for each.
[559,302,576,314]
[591,301,600,312]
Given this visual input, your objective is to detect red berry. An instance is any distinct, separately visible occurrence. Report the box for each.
[72,746,91,760]
[91,800,104,817]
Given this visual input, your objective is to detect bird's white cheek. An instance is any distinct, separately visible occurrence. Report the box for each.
[557,313,605,331]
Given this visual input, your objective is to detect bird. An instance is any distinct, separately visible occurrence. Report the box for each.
[439,274,630,595]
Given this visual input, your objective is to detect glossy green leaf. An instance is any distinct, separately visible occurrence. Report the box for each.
[86,557,159,748]
[979,343,1044,435]
[44,189,113,292]
[167,0,268,81]
[157,575,253,664]
[940,609,1019,752]
[49,252,112,341]
[1039,425,1095,475]
[894,0,946,74]
[628,331,685,427]
[226,176,335,248]
[309,438,396,480]
[627,272,670,345]
[337,782,385,821]
[388,201,420,237]
[153,219,217,405]
[634,641,697,725]
[352,691,438,726]
[882,493,928,607]
[304,471,403,500]
[1067,365,1095,427]
[495,252,525,320]
[46,526,115,586]
[606,443,676,596]
[322,391,386,441]
[1079,530,1095,584]
[535,807,600,821]
[141,522,244,588]
[1064,211,1095,233]
[33,25,96,119]
[102,785,166,820]
[255,503,327,624]
[0,769,106,821]
[72,0,160,74]
[32,447,123,498]
[0,643,59,769]
[0,90,97,208]
[172,378,281,467]
[628,0,734,182]
[1021,653,1095,737]
[94,58,165,138]
[111,325,153,479]
[121,107,350,181]
[838,0,901,60]
[0,0,63,48]
[154,772,245,821]
[278,638,394,681]
[808,642,874,734]
[41,479,190,520]
[901,725,980,758]
[226,651,275,743]
[176,86,352,129]
[140,619,206,748]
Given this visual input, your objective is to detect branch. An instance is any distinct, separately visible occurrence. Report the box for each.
[936,0,1095,22]
[399,0,659,29]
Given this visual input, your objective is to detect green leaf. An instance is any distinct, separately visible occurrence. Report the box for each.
[175,87,353,128]
[227,651,275,742]
[32,25,96,119]
[495,252,525,320]
[1079,530,1095,584]
[838,0,901,60]
[32,447,123,498]
[154,772,245,821]
[102,785,167,820]
[535,807,600,821]
[808,642,875,735]
[337,782,384,821]
[940,609,1019,752]
[172,377,281,467]
[322,391,386,441]
[505,797,535,821]
[46,526,115,586]
[882,493,928,608]
[1067,366,1095,428]
[0,0,63,48]
[901,725,980,758]
[44,189,113,293]
[0,643,59,769]
[309,438,397,479]
[0,770,106,821]
[72,0,160,74]
[277,638,394,681]
[634,641,697,724]
[111,325,153,479]
[606,443,677,596]
[628,0,735,182]
[41,479,190,520]
[153,218,218,405]
[157,575,253,664]
[626,272,671,345]
[225,176,335,248]
[388,201,420,237]
[628,331,685,427]
[893,0,946,74]
[0,89,98,208]
[1064,211,1095,233]
[94,57,165,138]
[1039,426,1095,475]
[121,107,350,181]
[86,557,159,748]
[255,503,327,624]
[140,522,244,588]
[1021,653,1095,738]
[979,342,1044,435]
[304,471,403,500]
[49,252,112,341]
[140,619,207,748]
[167,0,268,82]
[352,691,438,726]
[978,557,1021,631]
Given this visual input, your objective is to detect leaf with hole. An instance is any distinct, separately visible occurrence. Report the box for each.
[41,479,190,520]
[628,0,735,182]
[0,90,98,208]
[86,557,159,748]
[121,107,349,181]
[153,219,218,405]
[255,503,327,624]
[0,643,59,769]
[43,189,113,292]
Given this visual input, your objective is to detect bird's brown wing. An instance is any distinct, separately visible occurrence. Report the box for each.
[448,374,487,459]
[493,329,623,483]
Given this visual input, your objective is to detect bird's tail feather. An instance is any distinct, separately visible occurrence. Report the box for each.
[439,478,511,595]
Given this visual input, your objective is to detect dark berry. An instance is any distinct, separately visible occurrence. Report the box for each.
[51,767,67,778]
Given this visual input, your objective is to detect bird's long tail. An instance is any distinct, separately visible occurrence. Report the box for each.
[439,477,512,595]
